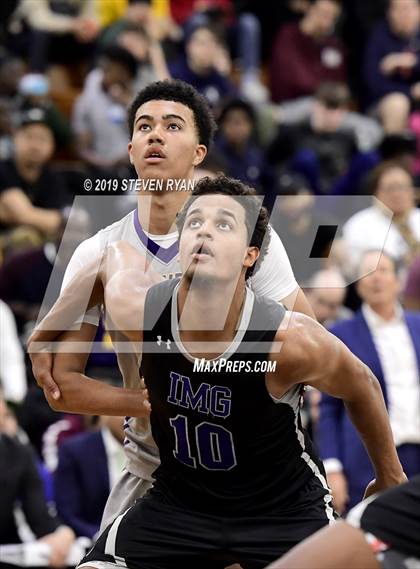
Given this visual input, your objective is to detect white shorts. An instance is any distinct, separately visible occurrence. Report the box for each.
[99,469,153,532]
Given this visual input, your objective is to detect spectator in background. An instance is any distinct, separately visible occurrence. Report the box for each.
[169,24,235,106]
[269,0,346,103]
[304,269,352,327]
[0,388,75,566]
[275,84,383,153]
[364,0,420,133]
[72,45,138,177]
[99,0,171,83]
[0,300,26,405]
[318,250,420,513]
[174,0,267,103]
[102,22,170,84]
[0,98,14,160]
[17,73,72,151]
[10,0,99,72]
[269,173,345,284]
[0,53,26,101]
[342,161,420,271]
[0,208,90,335]
[267,83,368,195]
[0,108,71,240]
[54,415,124,539]
[215,98,273,194]
[404,255,420,309]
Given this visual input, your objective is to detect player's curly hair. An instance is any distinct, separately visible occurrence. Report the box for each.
[176,175,270,279]
[128,80,217,149]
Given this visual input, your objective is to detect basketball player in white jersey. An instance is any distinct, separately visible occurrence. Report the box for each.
[30,80,316,529]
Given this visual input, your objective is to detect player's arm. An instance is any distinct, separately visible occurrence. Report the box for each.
[266,520,380,569]
[47,326,149,417]
[280,286,316,319]
[29,242,158,400]
[271,313,406,495]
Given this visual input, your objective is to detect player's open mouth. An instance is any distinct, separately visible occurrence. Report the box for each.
[145,147,166,163]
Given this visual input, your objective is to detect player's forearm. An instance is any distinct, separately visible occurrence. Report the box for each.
[48,370,149,417]
[343,365,403,481]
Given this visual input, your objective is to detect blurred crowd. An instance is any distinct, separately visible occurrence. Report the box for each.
[0,0,419,567]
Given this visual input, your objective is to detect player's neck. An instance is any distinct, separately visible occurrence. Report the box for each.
[136,189,190,235]
[177,279,246,351]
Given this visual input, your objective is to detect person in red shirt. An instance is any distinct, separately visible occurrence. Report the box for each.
[269,0,346,102]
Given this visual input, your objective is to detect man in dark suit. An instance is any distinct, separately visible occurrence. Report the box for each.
[0,389,75,568]
[318,250,420,513]
[54,415,124,538]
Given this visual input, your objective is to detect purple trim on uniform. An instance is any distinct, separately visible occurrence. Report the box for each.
[133,210,179,264]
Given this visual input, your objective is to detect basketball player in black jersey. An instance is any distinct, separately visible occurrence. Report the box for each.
[267,475,420,569]
[62,175,405,569]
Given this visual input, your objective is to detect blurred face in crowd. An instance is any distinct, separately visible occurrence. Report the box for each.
[119,30,150,61]
[312,101,345,133]
[356,252,401,309]
[388,0,420,38]
[0,58,26,97]
[374,166,416,217]
[221,109,253,148]
[100,58,134,91]
[126,1,151,24]
[306,286,345,324]
[129,99,206,182]
[14,123,55,167]
[305,0,341,38]
[0,392,17,436]
[277,190,315,222]
[186,27,220,71]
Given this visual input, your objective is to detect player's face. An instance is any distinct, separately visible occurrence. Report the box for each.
[179,194,258,285]
[128,100,207,184]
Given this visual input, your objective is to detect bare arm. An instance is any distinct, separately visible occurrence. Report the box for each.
[29,242,161,405]
[270,313,405,492]
[0,188,62,235]
[47,327,149,417]
[280,287,316,319]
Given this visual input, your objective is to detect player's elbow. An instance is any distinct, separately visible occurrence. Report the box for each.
[347,359,381,402]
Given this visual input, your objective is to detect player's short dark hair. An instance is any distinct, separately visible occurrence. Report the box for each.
[176,175,270,279]
[98,45,138,77]
[127,79,217,147]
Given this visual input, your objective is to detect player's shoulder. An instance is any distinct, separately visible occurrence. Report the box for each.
[96,210,135,243]
[68,211,135,267]
[277,311,335,358]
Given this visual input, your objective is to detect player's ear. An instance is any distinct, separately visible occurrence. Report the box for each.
[244,246,259,269]
[128,142,134,165]
[193,144,207,167]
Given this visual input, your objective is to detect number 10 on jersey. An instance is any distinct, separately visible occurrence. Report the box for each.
[170,414,237,471]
